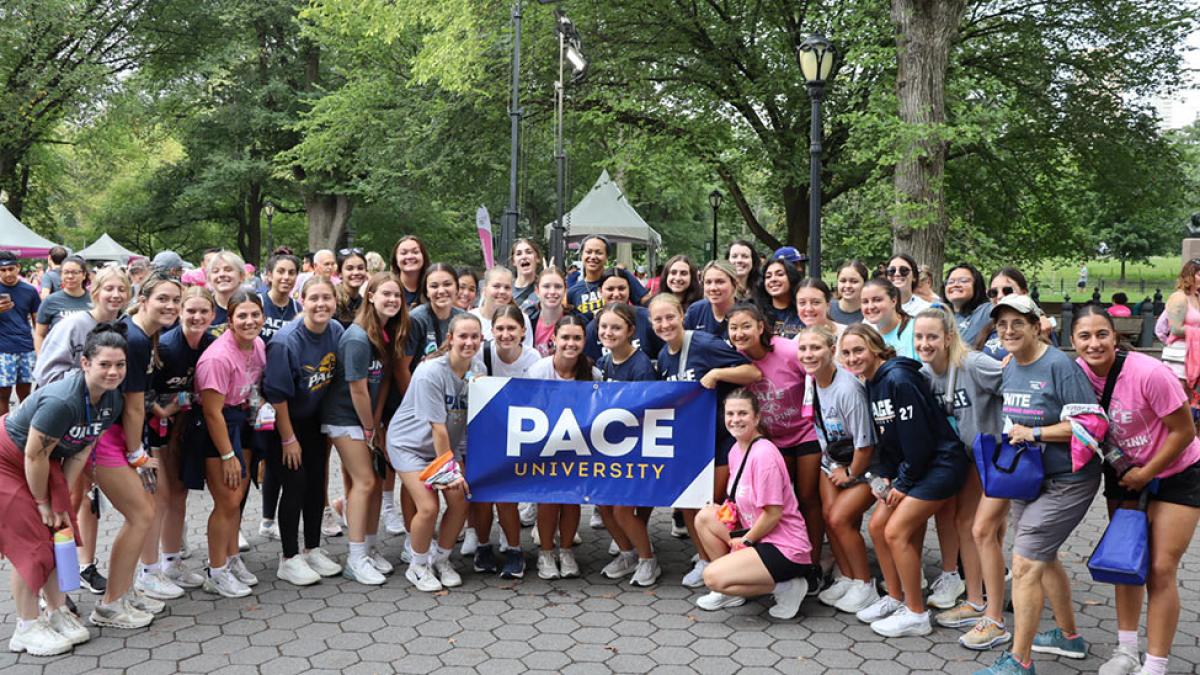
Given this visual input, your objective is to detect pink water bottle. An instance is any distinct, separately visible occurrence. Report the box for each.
[54,528,81,593]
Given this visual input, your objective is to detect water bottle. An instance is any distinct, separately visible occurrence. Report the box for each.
[54,528,81,593]
[1103,444,1135,477]
[866,472,891,500]
[178,391,192,412]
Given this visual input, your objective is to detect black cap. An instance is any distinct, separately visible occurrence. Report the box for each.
[0,250,19,267]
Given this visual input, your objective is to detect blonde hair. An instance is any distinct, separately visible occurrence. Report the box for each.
[207,250,246,277]
[648,292,684,317]
[90,266,132,303]
[915,307,969,368]
[799,324,838,350]
[842,323,897,361]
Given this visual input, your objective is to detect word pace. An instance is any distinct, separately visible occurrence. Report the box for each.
[506,406,676,459]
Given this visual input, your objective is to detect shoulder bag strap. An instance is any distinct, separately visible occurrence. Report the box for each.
[943,363,958,416]
[483,340,494,376]
[811,380,830,443]
[1101,350,1127,413]
[677,330,694,379]
[728,437,759,505]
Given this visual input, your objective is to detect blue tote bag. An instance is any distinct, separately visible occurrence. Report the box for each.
[973,434,1044,501]
[1088,490,1151,586]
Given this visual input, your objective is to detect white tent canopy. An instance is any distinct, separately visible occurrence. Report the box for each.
[0,204,59,258]
[76,233,140,263]
[543,170,663,249]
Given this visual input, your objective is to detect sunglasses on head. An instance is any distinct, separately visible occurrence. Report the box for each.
[886,266,911,278]
[987,286,1016,299]
[339,247,364,257]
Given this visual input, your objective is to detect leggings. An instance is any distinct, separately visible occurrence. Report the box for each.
[261,460,281,520]
[264,419,327,558]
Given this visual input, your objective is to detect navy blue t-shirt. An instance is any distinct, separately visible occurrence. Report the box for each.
[154,325,215,396]
[683,299,730,339]
[403,286,421,308]
[583,305,663,362]
[263,318,344,419]
[597,349,657,382]
[0,280,40,353]
[259,292,300,343]
[655,330,749,383]
[207,304,229,339]
[763,303,803,339]
[566,269,648,322]
[120,315,156,395]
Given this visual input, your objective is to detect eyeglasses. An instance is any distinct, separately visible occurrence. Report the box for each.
[987,286,1015,299]
[886,267,911,278]
[945,277,972,286]
[996,319,1030,332]
[338,247,364,257]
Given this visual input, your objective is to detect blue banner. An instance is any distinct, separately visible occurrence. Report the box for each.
[466,379,716,507]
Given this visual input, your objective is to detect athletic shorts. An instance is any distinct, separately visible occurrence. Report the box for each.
[93,425,130,469]
[778,440,821,459]
[1104,460,1200,508]
[1010,473,1100,562]
[321,424,365,441]
[0,351,35,387]
[755,542,813,583]
[389,446,437,474]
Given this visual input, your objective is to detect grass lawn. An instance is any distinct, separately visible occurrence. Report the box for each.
[1027,255,1181,303]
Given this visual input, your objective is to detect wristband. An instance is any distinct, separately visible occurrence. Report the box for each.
[126,445,151,468]
[34,496,49,506]
[220,451,236,461]
[280,435,297,447]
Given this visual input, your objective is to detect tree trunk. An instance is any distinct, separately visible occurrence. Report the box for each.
[1120,257,1127,283]
[305,193,353,251]
[890,0,967,281]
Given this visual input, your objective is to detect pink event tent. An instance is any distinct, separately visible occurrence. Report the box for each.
[0,204,58,258]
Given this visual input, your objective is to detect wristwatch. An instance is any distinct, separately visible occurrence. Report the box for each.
[1032,426,1043,442]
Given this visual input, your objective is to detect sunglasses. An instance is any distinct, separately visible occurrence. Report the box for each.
[338,247,364,257]
[886,266,911,278]
[987,286,1016,299]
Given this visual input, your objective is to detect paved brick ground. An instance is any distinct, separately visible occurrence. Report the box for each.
[2,463,1199,674]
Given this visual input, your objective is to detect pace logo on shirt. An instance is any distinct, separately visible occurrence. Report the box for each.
[304,353,336,391]
[575,290,604,316]
[665,369,696,382]
[871,398,914,423]
[261,317,288,340]
[938,388,971,410]
[445,392,468,411]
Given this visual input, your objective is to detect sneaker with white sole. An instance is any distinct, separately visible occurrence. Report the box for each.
[47,606,90,645]
[127,589,165,614]
[769,578,807,620]
[1031,627,1088,659]
[238,531,250,552]
[871,606,932,637]
[383,508,406,535]
[856,594,903,623]
[500,549,526,579]
[369,548,394,575]
[936,600,986,628]
[835,579,881,614]
[518,502,537,527]
[303,548,342,577]
[277,555,321,586]
[1098,645,1141,675]
[818,576,855,607]
[558,548,581,578]
[537,550,560,580]
[8,618,72,656]
[608,539,620,556]
[959,616,1012,651]
[400,536,413,564]
[258,519,281,540]
[629,558,662,587]
[163,558,205,589]
[228,556,259,587]
[589,509,604,529]
[203,567,252,598]
[681,559,709,588]
[89,598,154,629]
[461,528,479,557]
[135,569,185,600]
[79,564,107,595]
[696,591,746,611]
[406,563,443,592]
[434,557,463,587]
[321,507,343,538]
[928,570,965,609]
[344,556,386,586]
[670,510,688,538]
[602,552,639,579]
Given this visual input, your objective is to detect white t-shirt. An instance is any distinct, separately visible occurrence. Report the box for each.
[527,355,603,381]
[473,342,541,377]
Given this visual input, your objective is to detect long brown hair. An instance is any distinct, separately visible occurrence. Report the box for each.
[356,273,411,370]
[842,322,897,362]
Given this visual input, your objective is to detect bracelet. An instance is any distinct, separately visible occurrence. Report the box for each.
[220,451,236,461]
[34,496,49,506]
[280,435,297,446]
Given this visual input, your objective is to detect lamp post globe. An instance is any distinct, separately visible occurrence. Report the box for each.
[796,34,837,279]
[263,199,276,253]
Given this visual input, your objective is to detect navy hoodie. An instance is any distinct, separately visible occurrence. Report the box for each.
[866,356,967,500]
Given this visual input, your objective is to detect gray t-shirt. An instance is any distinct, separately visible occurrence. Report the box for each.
[1001,346,1099,480]
[322,324,385,427]
[922,350,1003,451]
[6,370,122,459]
[813,366,876,452]
[39,269,61,295]
[36,290,92,330]
[955,302,992,347]
[386,356,478,463]
[829,303,862,325]
[32,311,99,385]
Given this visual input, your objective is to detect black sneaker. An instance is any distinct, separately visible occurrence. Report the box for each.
[670,509,688,539]
[473,544,498,574]
[80,564,107,594]
[500,549,525,579]
[805,566,824,597]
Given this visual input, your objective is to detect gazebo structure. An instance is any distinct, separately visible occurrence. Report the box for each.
[543,170,662,270]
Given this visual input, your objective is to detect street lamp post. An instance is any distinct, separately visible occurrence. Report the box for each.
[708,190,723,262]
[796,34,837,279]
[498,0,525,263]
[549,9,586,269]
[263,200,276,253]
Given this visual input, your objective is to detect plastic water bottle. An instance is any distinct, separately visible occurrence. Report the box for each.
[178,391,191,412]
[1103,444,1135,477]
[866,472,892,500]
[54,528,80,593]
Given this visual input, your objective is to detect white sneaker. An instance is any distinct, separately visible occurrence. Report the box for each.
[228,556,259,587]
[383,508,406,535]
[819,576,855,607]
[531,527,540,546]
[558,548,580,578]
[135,569,185,600]
[277,555,320,586]
[573,531,582,545]
[461,528,479,556]
[518,502,537,527]
[1098,645,1141,675]
[856,594,904,623]
[434,557,462,587]
[321,507,343,537]
[871,606,932,637]
[89,598,154,629]
[589,508,604,529]
[369,548,394,575]
[836,579,881,614]
[602,552,639,579]
[769,578,808,620]
[696,591,746,611]
[258,519,281,540]
[681,559,709,588]
[537,550,560,580]
[126,589,165,615]
[608,539,620,556]
[303,548,342,577]
[629,558,662,587]
[928,571,965,609]
[238,530,250,552]
[202,567,252,598]
[8,618,72,656]
[48,606,90,645]
[163,558,205,589]
[400,536,413,564]
[344,556,386,586]
[406,563,443,592]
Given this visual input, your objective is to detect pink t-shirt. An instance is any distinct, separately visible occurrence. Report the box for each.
[195,330,266,407]
[745,336,816,448]
[1078,351,1200,478]
[534,319,556,357]
[726,438,812,564]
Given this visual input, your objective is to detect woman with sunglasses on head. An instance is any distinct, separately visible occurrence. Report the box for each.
[391,236,430,308]
[726,240,762,302]
[974,294,1101,675]
[685,260,739,339]
[510,238,543,315]
[1071,305,1200,675]
[831,261,869,325]
[861,278,916,359]
[977,268,1057,361]
[34,256,91,352]
[205,251,246,334]
[886,254,931,316]
[333,248,369,327]
[582,269,663,363]
[656,254,702,313]
[757,259,804,339]
[944,264,992,347]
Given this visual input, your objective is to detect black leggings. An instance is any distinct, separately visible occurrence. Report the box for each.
[261,459,281,520]
[264,419,327,558]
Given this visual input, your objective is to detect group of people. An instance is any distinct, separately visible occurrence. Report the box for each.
[0,237,1194,675]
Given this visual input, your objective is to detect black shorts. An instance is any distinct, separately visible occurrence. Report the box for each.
[754,542,813,583]
[1103,460,1200,508]
[777,440,821,459]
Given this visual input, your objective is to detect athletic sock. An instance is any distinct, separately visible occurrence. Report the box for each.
[412,551,430,566]
[1118,629,1138,651]
[349,541,368,565]
[434,544,451,563]
[140,563,156,577]
[209,564,227,577]
[1143,654,1167,675]
[381,491,395,512]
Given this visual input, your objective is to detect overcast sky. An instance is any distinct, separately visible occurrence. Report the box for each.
[1156,29,1200,129]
